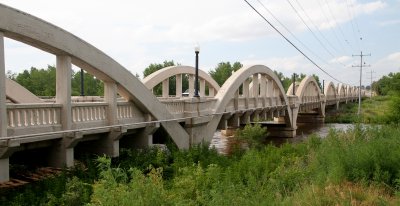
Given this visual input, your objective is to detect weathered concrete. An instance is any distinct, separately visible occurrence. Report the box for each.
[0,32,8,182]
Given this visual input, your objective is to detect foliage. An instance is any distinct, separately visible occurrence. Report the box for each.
[10,66,104,96]
[235,123,267,149]
[209,62,242,86]
[274,71,307,92]
[142,60,189,96]
[372,72,400,96]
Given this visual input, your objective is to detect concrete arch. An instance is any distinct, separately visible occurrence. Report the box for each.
[295,76,322,102]
[142,65,220,97]
[203,65,292,141]
[6,78,43,103]
[337,83,346,100]
[0,4,189,148]
[286,82,300,96]
[324,81,336,101]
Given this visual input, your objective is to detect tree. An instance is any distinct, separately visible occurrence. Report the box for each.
[71,71,104,96]
[13,65,104,96]
[311,74,322,91]
[209,62,242,86]
[142,60,188,96]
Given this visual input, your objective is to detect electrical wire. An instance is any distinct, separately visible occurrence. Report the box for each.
[286,0,346,66]
[324,0,358,52]
[243,0,349,85]
[255,0,335,68]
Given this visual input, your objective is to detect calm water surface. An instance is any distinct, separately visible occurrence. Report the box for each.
[210,123,354,155]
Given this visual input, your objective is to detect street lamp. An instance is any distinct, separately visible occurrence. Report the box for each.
[80,68,84,96]
[194,44,200,97]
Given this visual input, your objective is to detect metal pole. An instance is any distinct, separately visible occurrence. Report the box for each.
[292,73,296,95]
[358,52,362,115]
[80,68,84,96]
[194,51,200,97]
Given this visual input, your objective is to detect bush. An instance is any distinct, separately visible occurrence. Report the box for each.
[235,123,267,149]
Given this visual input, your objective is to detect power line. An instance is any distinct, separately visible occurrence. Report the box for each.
[293,0,342,57]
[243,0,347,85]
[324,0,357,52]
[255,0,337,68]
[315,0,349,54]
[285,0,346,66]
[345,0,362,51]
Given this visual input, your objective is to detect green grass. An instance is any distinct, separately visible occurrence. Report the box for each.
[325,96,392,124]
[2,122,400,205]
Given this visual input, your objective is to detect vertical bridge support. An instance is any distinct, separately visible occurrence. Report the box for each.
[0,32,9,182]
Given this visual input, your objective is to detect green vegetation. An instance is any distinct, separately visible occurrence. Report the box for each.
[209,62,242,86]
[2,124,400,205]
[327,72,400,124]
[8,66,104,96]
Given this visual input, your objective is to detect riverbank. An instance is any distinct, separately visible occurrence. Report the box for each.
[325,96,392,124]
[1,123,400,205]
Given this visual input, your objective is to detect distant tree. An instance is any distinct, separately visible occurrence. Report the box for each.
[15,66,56,96]
[209,62,242,86]
[71,71,104,96]
[142,60,188,96]
[13,65,103,96]
[274,71,291,92]
[311,74,322,91]
[373,72,400,95]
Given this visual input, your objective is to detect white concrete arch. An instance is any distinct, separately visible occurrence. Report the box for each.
[6,78,43,103]
[295,76,322,103]
[203,65,292,141]
[347,85,353,98]
[142,65,220,97]
[337,83,346,100]
[0,4,189,148]
[286,82,300,96]
[324,81,336,101]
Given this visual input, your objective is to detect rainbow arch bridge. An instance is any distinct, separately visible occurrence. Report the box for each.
[0,4,363,182]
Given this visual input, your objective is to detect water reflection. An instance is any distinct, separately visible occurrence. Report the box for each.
[210,123,354,155]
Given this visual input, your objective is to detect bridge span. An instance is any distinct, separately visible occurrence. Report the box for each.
[0,4,363,182]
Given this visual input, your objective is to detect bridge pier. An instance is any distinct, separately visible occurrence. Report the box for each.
[48,132,82,168]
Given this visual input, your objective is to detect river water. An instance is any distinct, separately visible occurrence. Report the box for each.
[210,123,354,155]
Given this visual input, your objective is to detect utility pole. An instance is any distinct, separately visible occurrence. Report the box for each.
[366,70,375,98]
[352,51,371,116]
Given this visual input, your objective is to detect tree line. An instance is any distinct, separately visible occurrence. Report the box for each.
[7,61,323,97]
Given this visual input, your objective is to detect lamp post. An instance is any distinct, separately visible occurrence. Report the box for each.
[194,45,200,97]
[80,68,84,96]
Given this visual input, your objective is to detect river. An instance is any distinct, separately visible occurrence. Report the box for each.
[210,123,354,155]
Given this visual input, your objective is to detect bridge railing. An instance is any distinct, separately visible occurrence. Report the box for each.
[7,103,62,136]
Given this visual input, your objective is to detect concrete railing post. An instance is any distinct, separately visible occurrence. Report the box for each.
[176,74,182,98]
[0,32,9,182]
[200,79,205,97]
[162,78,169,98]
[189,74,194,97]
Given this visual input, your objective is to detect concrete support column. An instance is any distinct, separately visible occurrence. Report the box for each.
[176,74,182,98]
[252,74,259,97]
[260,75,267,107]
[208,85,214,97]
[200,79,205,97]
[162,79,169,98]
[243,79,250,109]
[52,55,74,168]
[266,79,273,106]
[189,74,194,97]
[0,32,9,182]
[98,81,121,157]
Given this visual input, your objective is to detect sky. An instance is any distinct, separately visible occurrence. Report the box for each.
[1,0,399,87]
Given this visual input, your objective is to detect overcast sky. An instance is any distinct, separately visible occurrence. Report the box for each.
[1,0,399,86]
